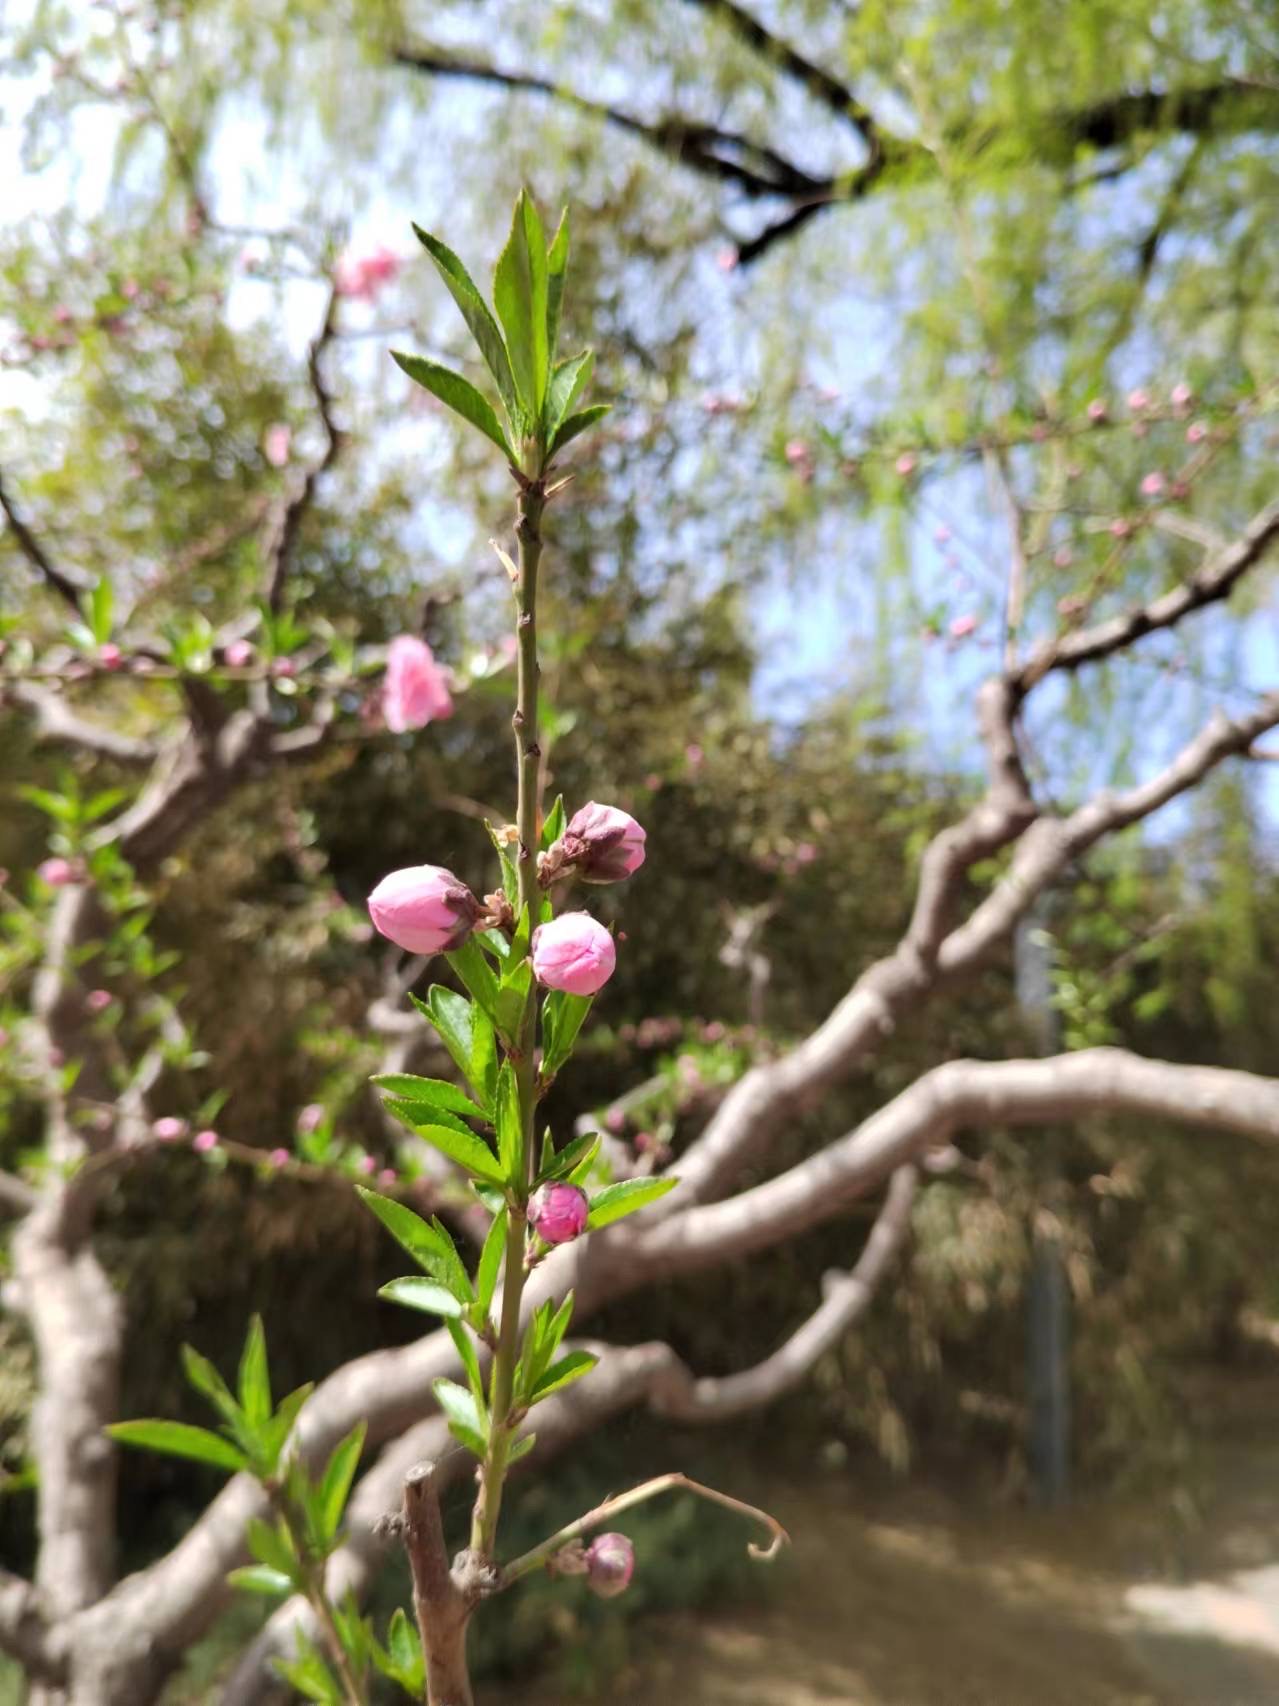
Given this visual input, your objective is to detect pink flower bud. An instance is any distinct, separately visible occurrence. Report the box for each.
[334,245,400,300]
[378,1167,398,1187]
[585,1533,634,1598]
[152,1116,188,1142]
[1110,517,1132,539]
[271,656,296,679]
[1186,421,1208,444]
[604,1105,626,1134]
[715,247,739,273]
[98,643,123,670]
[783,439,809,465]
[949,614,978,639]
[1086,399,1108,423]
[223,639,254,667]
[263,423,292,467]
[37,857,78,888]
[894,452,916,476]
[1127,387,1151,412]
[1140,471,1166,498]
[85,989,113,1014]
[528,1181,589,1245]
[357,1153,377,1175]
[268,1147,290,1167]
[1171,381,1193,409]
[531,913,616,996]
[685,743,704,771]
[382,635,454,732]
[193,1129,219,1153]
[297,1102,325,1133]
[933,524,951,544]
[368,865,482,955]
[1053,546,1074,568]
[555,802,647,885]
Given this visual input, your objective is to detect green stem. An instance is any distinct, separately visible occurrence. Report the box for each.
[501,1473,791,1588]
[470,478,546,1560]
[273,1493,366,1705]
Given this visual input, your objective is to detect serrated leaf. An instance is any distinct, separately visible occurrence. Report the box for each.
[259,1382,314,1471]
[446,1319,487,1415]
[433,1378,487,1458]
[411,224,518,421]
[417,1122,507,1185]
[475,1208,507,1323]
[381,1098,481,1142]
[370,1075,487,1121]
[494,1060,524,1185]
[492,189,549,416]
[318,1421,366,1545]
[494,958,533,1045]
[179,1344,242,1431]
[541,989,593,1077]
[106,1419,246,1473]
[391,352,514,459]
[237,1315,272,1429]
[546,350,593,438]
[550,402,610,459]
[414,988,496,1110]
[537,1131,600,1186]
[228,1564,294,1597]
[356,1189,474,1301]
[531,1349,598,1402]
[446,937,501,1023]
[378,1277,465,1319]
[545,207,569,364]
[587,1175,679,1230]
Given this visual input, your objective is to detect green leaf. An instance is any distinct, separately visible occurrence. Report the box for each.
[587,1175,679,1230]
[531,1349,598,1403]
[494,1060,524,1185]
[446,937,501,1023]
[318,1421,366,1545]
[237,1315,272,1429]
[106,1420,246,1473]
[492,189,549,416]
[507,903,532,968]
[381,1098,482,1142]
[386,1606,424,1689]
[432,1377,488,1458]
[391,352,514,459]
[259,1382,314,1471]
[536,1131,600,1186]
[416,1122,506,1186]
[540,794,566,852]
[550,403,610,459]
[378,1277,465,1319]
[356,1189,474,1301]
[415,988,496,1110]
[228,1565,294,1598]
[247,1515,299,1579]
[541,989,594,1077]
[545,207,569,364]
[275,1634,342,1705]
[84,575,114,645]
[370,1075,487,1122]
[475,1208,507,1323]
[411,224,519,421]
[446,1319,486,1415]
[494,958,533,1045]
[508,1430,537,1466]
[180,1344,242,1432]
[546,351,593,437]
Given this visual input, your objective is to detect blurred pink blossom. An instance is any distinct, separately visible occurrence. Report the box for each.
[378,1168,398,1188]
[1127,387,1151,411]
[268,1147,290,1167]
[357,1154,377,1176]
[334,245,400,300]
[224,639,254,668]
[685,743,704,771]
[1186,421,1208,444]
[297,1103,325,1133]
[715,247,739,273]
[1110,517,1132,538]
[193,1129,219,1153]
[153,1117,187,1142]
[895,452,917,476]
[949,614,978,639]
[1140,471,1166,498]
[1086,399,1108,423]
[382,635,454,732]
[263,423,292,467]
[1171,381,1194,409]
[98,643,123,670]
[37,858,78,888]
[85,989,113,1014]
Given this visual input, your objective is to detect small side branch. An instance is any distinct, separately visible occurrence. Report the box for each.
[7,682,160,765]
[0,466,91,613]
[262,285,342,613]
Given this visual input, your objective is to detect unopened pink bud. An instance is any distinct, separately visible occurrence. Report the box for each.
[193,1129,219,1153]
[604,1105,626,1134]
[783,439,810,465]
[223,639,254,667]
[894,452,916,476]
[85,989,113,1014]
[1127,387,1151,411]
[263,423,291,467]
[378,1167,398,1187]
[715,247,739,273]
[1053,546,1074,568]
[268,1146,290,1167]
[297,1102,325,1133]
[1086,399,1108,422]
[271,656,296,679]
[1110,517,1132,539]
[1140,471,1165,498]
[1186,421,1208,444]
[556,802,647,885]
[152,1116,188,1142]
[528,1181,589,1245]
[585,1532,634,1598]
[1170,381,1193,408]
[382,635,454,732]
[357,1153,377,1176]
[98,643,123,670]
[531,913,616,996]
[37,857,78,888]
[949,614,978,639]
[368,865,482,955]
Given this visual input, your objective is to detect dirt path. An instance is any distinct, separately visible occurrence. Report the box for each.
[517,1378,1279,1705]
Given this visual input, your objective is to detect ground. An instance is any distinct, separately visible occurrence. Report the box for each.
[519,1371,1279,1705]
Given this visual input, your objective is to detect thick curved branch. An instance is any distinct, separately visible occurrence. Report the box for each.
[0,1567,62,1681]
[634,1049,1279,1274]
[7,682,159,765]
[652,1164,918,1423]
